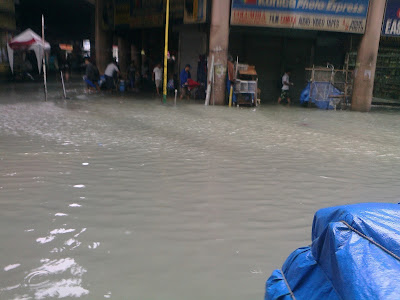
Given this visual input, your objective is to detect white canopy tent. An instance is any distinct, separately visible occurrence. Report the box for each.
[7,28,51,74]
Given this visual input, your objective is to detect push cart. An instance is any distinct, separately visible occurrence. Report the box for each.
[234,64,259,107]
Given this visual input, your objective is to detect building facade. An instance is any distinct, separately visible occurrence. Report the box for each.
[94,0,394,105]
[0,0,16,79]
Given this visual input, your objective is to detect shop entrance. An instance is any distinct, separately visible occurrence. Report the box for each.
[229,28,353,104]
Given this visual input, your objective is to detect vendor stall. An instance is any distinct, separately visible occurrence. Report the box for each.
[234,63,259,107]
[7,28,50,74]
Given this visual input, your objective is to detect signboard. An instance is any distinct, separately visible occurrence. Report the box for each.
[231,0,371,34]
[130,0,164,28]
[184,0,207,23]
[0,0,15,13]
[0,14,16,31]
[171,0,185,19]
[115,0,185,29]
[382,0,400,36]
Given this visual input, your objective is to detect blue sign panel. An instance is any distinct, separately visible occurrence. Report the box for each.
[231,0,370,34]
[382,0,400,36]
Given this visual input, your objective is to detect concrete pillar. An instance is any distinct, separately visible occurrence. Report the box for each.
[131,44,139,68]
[118,36,131,78]
[95,0,113,73]
[209,0,231,105]
[141,30,147,77]
[351,0,386,112]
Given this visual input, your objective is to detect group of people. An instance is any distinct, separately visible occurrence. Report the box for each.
[152,62,195,99]
[84,58,121,92]
[83,57,298,105]
[83,58,162,94]
[82,54,202,100]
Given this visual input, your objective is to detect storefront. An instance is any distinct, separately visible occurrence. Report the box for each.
[113,0,210,85]
[228,0,369,102]
[0,0,16,80]
[364,0,400,101]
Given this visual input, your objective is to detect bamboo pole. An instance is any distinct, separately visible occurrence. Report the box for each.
[228,86,233,107]
[162,0,170,104]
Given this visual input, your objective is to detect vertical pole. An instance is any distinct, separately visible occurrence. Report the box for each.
[61,71,67,99]
[42,15,48,102]
[344,54,349,109]
[209,0,231,105]
[228,86,233,107]
[309,65,315,107]
[205,54,214,105]
[174,89,177,106]
[162,0,170,103]
[351,0,386,112]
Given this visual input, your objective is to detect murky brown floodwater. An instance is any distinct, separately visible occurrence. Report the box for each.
[1,81,400,299]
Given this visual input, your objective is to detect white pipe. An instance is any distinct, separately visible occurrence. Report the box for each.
[42,15,48,102]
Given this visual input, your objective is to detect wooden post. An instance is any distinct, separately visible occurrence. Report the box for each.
[351,0,386,112]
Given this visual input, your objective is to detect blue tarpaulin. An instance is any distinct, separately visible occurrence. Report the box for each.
[300,82,343,110]
[265,203,400,300]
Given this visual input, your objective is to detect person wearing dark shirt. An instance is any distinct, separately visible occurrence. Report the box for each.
[84,58,100,91]
[180,64,191,99]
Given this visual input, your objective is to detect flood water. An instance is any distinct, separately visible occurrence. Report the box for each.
[1,81,400,299]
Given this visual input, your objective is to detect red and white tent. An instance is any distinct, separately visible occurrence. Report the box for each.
[7,28,51,74]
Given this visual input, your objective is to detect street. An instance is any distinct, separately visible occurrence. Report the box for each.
[1,81,400,299]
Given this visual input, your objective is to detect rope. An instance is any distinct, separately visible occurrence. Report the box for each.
[280,269,297,300]
[341,221,400,262]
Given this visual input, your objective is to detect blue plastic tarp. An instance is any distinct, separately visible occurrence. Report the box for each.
[300,82,343,110]
[265,203,400,300]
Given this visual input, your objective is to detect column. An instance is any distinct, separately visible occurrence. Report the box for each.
[209,0,231,105]
[131,44,139,69]
[118,36,131,78]
[351,0,386,112]
[95,0,113,73]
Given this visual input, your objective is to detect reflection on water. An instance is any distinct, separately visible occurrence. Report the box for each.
[1,82,400,299]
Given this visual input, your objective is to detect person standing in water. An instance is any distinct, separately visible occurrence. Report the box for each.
[152,63,163,96]
[277,69,293,105]
[180,64,191,99]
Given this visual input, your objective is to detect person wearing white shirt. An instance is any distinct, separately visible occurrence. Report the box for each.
[104,61,120,90]
[152,63,163,95]
[277,70,293,105]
